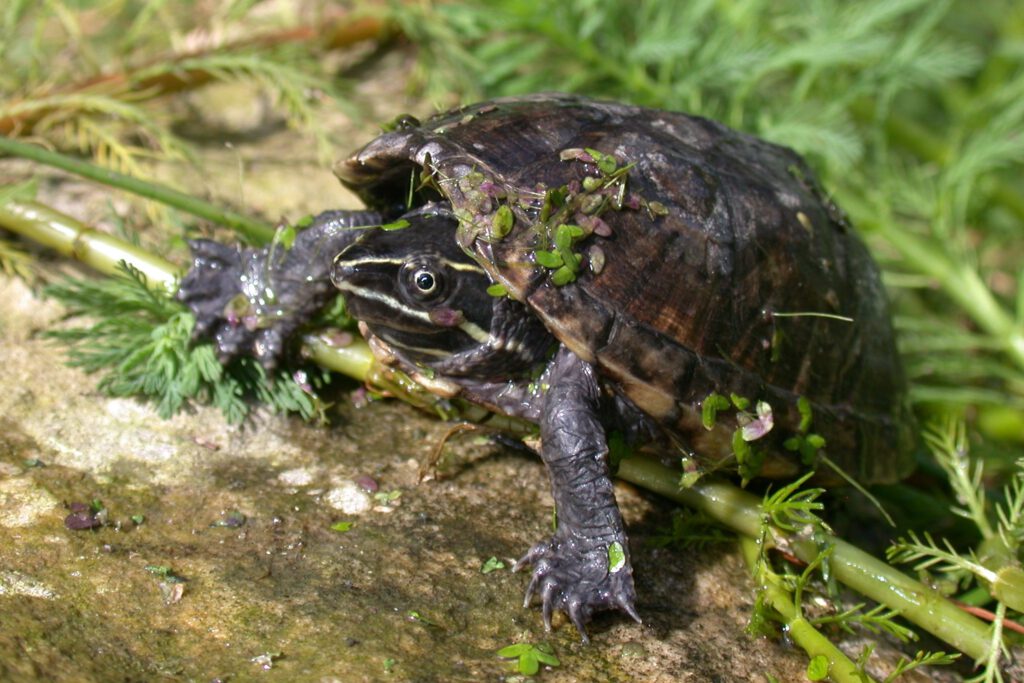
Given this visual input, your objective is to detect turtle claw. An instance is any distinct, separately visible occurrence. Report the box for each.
[567,599,591,643]
[618,595,643,625]
[541,583,557,630]
[515,532,639,640]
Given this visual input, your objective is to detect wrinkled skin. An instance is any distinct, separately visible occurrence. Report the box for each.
[178,94,913,640]
[179,210,382,369]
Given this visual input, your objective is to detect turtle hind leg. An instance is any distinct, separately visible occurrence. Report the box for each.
[514,346,641,641]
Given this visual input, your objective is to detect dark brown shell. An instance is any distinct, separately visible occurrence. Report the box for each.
[335,94,915,484]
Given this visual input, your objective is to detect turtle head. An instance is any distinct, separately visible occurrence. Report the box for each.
[330,205,496,367]
[331,203,554,380]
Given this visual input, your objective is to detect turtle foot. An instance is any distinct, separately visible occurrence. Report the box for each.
[514,532,640,642]
[177,210,375,371]
[176,239,288,370]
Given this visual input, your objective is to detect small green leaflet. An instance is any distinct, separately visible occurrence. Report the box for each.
[330,521,354,532]
[732,428,752,464]
[784,432,826,465]
[551,264,577,285]
[481,556,506,574]
[608,541,626,573]
[497,642,560,676]
[647,200,669,216]
[554,223,583,253]
[406,610,439,627]
[797,396,813,433]
[806,654,830,680]
[373,490,402,504]
[145,565,185,583]
[490,205,514,239]
[701,392,731,430]
[534,223,585,286]
[380,219,411,231]
[584,147,618,175]
[535,250,563,268]
[272,224,297,250]
[540,186,568,223]
[486,283,508,297]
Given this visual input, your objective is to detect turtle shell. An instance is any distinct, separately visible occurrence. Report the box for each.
[335,94,915,484]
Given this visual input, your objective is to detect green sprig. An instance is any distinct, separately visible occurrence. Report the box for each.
[496,642,560,676]
[44,262,330,423]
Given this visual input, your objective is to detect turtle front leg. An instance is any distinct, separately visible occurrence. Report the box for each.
[515,346,641,640]
[177,209,382,369]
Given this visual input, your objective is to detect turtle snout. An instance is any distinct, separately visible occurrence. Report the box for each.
[330,259,355,287]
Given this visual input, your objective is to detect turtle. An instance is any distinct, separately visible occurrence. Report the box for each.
[177,93,915,639]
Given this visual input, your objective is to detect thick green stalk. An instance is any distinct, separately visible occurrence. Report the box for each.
[617,456,996,662]
[301,331,374,385]
[0,200,179,290]
[0,136,275,243]
[738,537,871,683]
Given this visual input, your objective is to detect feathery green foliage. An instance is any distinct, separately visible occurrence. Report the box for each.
[886,419,1024,681]
[382,0,1024,431]
[0,0,353,171]
[44,262,331,424]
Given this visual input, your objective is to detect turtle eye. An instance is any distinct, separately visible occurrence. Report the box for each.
[414,269,437,293]
[406,265,446,301]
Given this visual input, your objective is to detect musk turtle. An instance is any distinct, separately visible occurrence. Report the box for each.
[178,93,915,639]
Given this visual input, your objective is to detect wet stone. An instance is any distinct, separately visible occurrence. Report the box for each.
[0,261,821,682]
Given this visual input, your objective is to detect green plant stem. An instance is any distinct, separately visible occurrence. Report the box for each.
[617,455,996,662]
[0,136,275,243]
[738,537,871,683]
[301,331,374,386]
[869,219,1024,374]
[0,199,179,290]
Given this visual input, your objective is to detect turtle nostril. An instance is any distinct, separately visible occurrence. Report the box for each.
[331,262,355,287]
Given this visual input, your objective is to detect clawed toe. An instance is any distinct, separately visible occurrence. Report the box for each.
[514,540,549,573]
[516,533,639,640]
[541,581,557,630]
[567,598,592,642]
[619,595,642,624]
